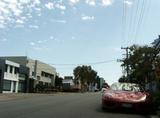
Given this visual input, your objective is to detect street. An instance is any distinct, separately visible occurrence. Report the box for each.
[0,93,149,118]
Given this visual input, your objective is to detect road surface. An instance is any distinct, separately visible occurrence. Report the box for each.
[0,93,149,118]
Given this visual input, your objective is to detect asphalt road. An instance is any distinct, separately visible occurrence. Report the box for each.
[0,92,149,118]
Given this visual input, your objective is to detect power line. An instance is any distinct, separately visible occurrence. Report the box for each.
[127,0,140,45]
[134,0,145,43]
[127,0,138,45]
[142,0,151,27]
[50,60,117,66]
[134,0,148,44]
[25,59,117,66]
[121,0,127,46]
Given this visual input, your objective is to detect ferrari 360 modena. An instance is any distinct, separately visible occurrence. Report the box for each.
[102,82,152,111]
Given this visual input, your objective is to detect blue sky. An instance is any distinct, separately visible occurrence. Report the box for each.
[0,0,160,84]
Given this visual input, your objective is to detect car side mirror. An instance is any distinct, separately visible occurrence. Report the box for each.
[102,88,107,93]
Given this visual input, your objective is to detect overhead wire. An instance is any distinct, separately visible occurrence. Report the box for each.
[126,0,140,45]
[134,0,145,43]
[121,0,127,46]
[134,0,148,44]
[27,59,117,66]
[127,0,138,45]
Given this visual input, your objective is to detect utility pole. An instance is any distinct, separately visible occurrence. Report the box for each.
[121,47,130,78]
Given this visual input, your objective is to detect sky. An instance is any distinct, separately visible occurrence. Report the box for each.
[0,0,160,85]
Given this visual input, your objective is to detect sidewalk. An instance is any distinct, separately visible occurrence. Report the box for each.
[0,93,60,102]
[0,92,73,102]
[0,93,45,102]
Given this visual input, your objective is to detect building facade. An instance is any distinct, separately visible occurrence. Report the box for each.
[0,59,29,93]
[0,56,57,92]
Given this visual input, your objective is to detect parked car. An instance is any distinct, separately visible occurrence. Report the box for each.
[102,82,152,111]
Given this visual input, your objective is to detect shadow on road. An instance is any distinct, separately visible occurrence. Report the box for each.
[95,105,156,116]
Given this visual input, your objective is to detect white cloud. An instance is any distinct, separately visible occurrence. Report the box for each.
[30,42,35,46]
[37,13,41,16]
[0,24,5,29]
[51,19,67,24]
[61,11,65,15]
[71,36,78,41]
[0,0,41,28]
[124,0,133,6]
[50,36,54,40]
[16,19,24,24]
[1,38,7,42]
[33,0,40,5]
[37,40,42,43]
[71,36,75,40]
[54,38,62,42]
[55,4,66,10]
[101,0,113,6]
[8,2,23,16]
[35,8,41,11]
[69,0,79,5]
[32,46,49,51]
[4,0,17,3]
[45,2,54,10]
[37,39,48,43]
[32,47,42,51]
[15,24,24,28]
[29,25,39,29]
[81,15,95,20]
[45,2,66,10]
[85,0,96,6]
[19,0,30,4]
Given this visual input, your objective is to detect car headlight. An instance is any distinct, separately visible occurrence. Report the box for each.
[139,95,146,101]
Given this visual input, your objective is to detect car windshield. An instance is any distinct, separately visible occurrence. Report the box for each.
[110,83,144,92]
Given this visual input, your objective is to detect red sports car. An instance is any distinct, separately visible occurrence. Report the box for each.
[102,82,152,111]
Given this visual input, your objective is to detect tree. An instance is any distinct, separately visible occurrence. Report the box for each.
[73,65,97,91]
[55,76,63,89]
[121,45,159,85]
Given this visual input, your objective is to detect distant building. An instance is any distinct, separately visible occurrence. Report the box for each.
[97,77,105,90]
[63,76,74,85]
[0,59,29,93]
[100,78,106,89]
[0,56,57,92]
[62,76,74,91]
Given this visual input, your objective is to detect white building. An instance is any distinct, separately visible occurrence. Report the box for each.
[0,56,57,92]
[2,60,20,93]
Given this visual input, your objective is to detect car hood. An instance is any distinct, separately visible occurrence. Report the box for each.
[103,89,147,103]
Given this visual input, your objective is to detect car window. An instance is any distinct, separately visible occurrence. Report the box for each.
[110,83,143,92]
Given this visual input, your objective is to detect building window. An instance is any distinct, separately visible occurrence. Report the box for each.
[3,80,11,91]
[41,71,54,79]
[5,65,8,72]
[45,82,49,87]
[39,81,43,85]
[41,72,44,76]
[10,66,13,73]
[18,80,25,92]
[15,68,19,74]
[32,71,34,76]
